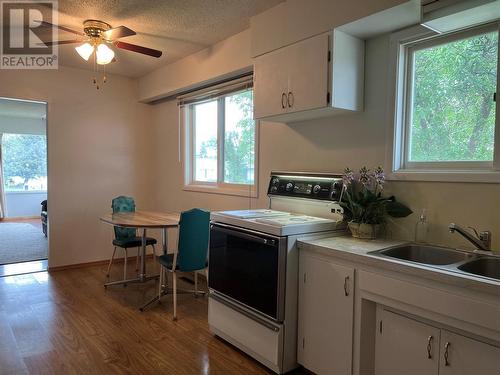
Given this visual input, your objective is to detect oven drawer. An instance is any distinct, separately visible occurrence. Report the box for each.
[209,223,287,321]
[208,294,283,373]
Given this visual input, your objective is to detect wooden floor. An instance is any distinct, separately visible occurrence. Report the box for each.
[0,261,306,374]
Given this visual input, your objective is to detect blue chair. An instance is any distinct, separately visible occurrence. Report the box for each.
[157,208,210,320]
[106,196,157,283]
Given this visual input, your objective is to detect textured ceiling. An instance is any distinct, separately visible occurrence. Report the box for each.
[49,0,284,78]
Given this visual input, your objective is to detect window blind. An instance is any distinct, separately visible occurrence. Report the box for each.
[177,73,253,107]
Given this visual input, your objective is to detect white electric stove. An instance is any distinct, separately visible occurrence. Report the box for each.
[208,172,347,374]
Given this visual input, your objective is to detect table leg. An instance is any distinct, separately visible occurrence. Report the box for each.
[139,228,147,281]
[139,226,170,311]
[162,227,168,255]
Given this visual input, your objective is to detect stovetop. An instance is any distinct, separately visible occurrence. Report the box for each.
[211,209,343,236]
[210,172,346,236]
[216,209,290,219]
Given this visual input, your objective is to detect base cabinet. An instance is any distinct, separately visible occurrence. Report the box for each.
[439,330,500,375]
[375,309,440,375]
[297,252,354,375]
[376,308,500,375]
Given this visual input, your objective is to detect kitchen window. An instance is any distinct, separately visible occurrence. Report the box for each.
[390,23,500,182]
[181,76,257,196]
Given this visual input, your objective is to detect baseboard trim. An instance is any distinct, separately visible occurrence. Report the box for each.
[48,254,155,272]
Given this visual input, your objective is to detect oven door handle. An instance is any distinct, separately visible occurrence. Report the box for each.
[210,292,280,332]
[211,224,278,246]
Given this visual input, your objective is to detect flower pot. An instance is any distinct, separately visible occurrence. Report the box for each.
[348,222,381,240]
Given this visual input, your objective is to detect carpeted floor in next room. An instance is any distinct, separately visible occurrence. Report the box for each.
[0,220,48,265]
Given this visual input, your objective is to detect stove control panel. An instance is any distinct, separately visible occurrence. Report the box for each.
[267,173,343,201]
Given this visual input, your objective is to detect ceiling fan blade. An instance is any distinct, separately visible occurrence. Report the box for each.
[35,20,85,36]
[115,41,162,58]
[37,39,81,46]
[103,26,136,40]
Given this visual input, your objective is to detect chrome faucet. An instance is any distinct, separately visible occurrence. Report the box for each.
[448,223,491,251]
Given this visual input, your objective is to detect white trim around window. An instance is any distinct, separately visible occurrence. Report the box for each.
[181,89,259,198]
[386,23,500,183]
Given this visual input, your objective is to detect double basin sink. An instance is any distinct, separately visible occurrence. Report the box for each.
[370,244,500,281]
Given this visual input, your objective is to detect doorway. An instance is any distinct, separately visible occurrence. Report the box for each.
[0,97,48,276]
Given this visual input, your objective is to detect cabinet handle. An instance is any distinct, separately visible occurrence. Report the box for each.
[287,91,294,108]
[281,92,287,109]
[427,336,433,359]
[344,276,349,296]
[444,342,450,366]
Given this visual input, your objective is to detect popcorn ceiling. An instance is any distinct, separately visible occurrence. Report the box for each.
[50,0,284,77]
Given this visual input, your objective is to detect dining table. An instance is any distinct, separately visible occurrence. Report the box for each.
[100,210,180,293]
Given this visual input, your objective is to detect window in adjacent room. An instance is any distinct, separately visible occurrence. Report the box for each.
[392,23,499,179]
[181,76,257,196]
[2,133,47,192]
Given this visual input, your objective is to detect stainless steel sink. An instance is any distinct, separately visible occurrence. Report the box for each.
[458,258,500,281]
[373,245,473,265]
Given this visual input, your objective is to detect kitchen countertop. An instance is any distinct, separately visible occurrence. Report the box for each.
[298,235,500,297]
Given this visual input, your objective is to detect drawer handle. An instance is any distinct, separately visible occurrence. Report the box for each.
[444,342,450,366]
[344,276,349,296]
[287,91,294,108]
[281,92,287,109]
[427,336,433,359]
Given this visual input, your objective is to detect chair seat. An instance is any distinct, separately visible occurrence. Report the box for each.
[113,237,157,248]
[158,254,178,270]
[158,253,208,271]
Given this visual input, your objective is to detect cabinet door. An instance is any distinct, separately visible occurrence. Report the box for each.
[439,330,500,375]
[297,253,354,375]
[253,47,288,119]
[375,309,440,375]
[286,33,329,114]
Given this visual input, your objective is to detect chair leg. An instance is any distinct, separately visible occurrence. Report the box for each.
[194,271,198,297]
[151,244,158,272]
[106,247,117,278]
[173,271,177,321]
[136,247,140,272]
[123,249,128,285]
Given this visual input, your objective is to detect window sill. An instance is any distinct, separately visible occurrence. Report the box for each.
[5,190,47,194]
[387,170,500,184]
[183,183,258,198]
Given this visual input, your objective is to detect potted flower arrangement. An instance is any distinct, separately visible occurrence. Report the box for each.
[339,166,412,239]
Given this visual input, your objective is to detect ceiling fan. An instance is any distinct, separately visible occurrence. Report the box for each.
[39,19,162,62]
[38,19,163,88]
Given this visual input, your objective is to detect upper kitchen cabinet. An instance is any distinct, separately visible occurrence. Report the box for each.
[254,30,364,123]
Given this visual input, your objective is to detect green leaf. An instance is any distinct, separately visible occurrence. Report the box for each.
[386,200,413,218]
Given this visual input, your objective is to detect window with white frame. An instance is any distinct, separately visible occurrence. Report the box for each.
[392,23,499,178]
[181,78,257,196]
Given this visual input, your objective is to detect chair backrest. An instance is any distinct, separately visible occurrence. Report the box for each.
[111,196,136,240]
[177,208,210,272]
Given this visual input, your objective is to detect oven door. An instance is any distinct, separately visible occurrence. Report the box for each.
[209,223,287,322]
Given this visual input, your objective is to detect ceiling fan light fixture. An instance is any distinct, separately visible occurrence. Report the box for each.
[96,43,115,65]
[75,42,94,61]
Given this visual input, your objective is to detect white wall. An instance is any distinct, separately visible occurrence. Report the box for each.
[138,29,253,102]
[5,191,47,217]
[0,66,155,268]
[147,34,500,252]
